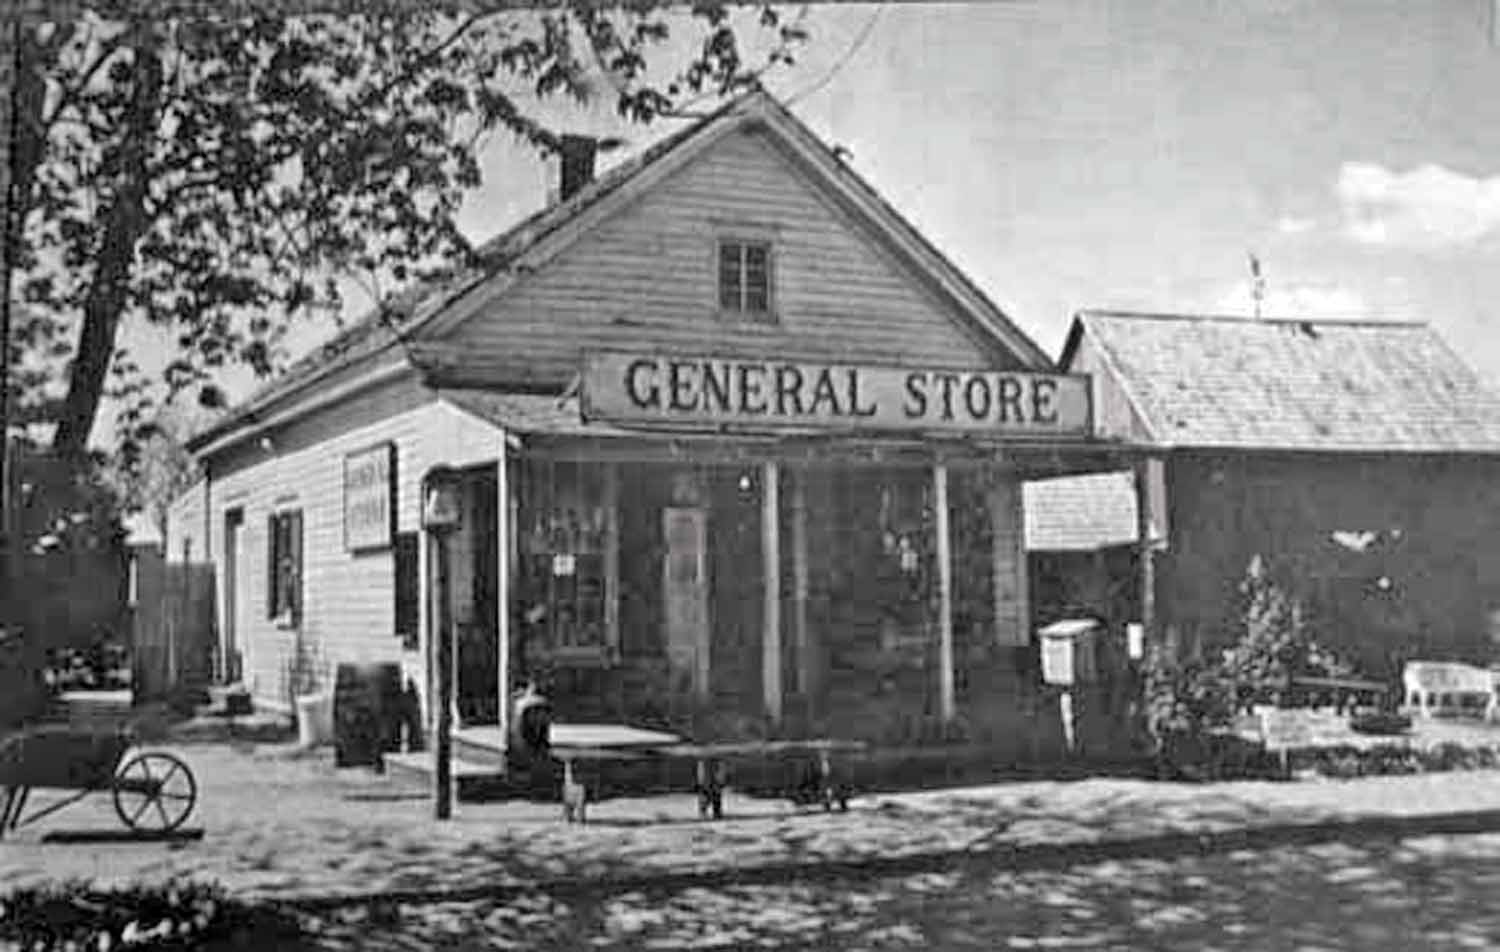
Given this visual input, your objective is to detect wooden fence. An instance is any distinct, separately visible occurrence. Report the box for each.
[129,543,215,704]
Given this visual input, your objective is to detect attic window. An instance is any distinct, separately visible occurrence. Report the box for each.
[717,239,773,319]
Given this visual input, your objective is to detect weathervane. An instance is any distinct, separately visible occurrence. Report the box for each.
[1248,252,1266,319]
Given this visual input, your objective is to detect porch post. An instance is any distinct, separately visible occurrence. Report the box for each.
[934,462,955,722]
[603,462,620,661]
[495,448,511,750]
[418,514,431,726]
[1135,455,1160,654]
[790,466,810,697]
[762,460,782,724]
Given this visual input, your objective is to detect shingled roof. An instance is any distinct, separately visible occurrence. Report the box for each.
[1063,311,1500,454]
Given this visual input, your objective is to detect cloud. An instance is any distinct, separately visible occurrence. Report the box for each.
[1276,215,1317,235]
[1336,162,1500,248]
[1215,281,1370,319]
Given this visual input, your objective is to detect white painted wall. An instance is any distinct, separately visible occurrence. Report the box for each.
[175,395,507,712]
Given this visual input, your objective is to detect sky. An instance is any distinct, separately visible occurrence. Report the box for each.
[187,0,1500,410]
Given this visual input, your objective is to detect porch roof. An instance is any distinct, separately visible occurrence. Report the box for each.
[439,387,1137,478]
[440,389,631,439]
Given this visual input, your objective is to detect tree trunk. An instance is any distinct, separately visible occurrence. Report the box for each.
[52,26,162,458]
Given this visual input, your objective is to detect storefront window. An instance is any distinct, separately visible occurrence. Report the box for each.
[517,460,609,665]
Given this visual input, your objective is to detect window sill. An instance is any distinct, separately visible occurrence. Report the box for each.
[715,309,781,327]
[273,612,300,632]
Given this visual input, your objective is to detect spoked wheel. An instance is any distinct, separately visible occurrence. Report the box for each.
[112,751,197,834]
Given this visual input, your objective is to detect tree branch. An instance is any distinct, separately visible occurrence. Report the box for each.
[53,25,164,457]
[42,28,131,132]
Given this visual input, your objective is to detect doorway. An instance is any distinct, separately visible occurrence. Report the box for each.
[707,467,764,714]
[456,466,500,726]
[222,508,244,684]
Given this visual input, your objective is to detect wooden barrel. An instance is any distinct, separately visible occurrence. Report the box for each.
[333,662,402,769]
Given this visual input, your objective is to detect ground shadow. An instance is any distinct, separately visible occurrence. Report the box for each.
[40,826,206,844]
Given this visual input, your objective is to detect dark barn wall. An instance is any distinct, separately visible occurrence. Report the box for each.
[1159,452,1500,673]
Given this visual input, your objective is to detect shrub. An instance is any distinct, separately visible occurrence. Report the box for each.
[0,880,309,951]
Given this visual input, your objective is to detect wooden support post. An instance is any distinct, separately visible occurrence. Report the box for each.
[1134,457,1159,654]
[495,450,511,750]
[988,476,1027,647]
[603,462,620,663]
[432,531,454,820]
[762,460,782,724]
[791,466,810,697]
[934,463,955,722]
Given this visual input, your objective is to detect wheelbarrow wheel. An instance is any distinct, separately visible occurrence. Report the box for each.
[112,752,197,834]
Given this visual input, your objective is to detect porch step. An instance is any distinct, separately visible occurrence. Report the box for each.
[453,729,509,770]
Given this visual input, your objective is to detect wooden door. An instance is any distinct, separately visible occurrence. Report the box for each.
[663,507,709,697]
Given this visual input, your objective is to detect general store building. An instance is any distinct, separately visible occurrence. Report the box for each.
[168,92,1127,752]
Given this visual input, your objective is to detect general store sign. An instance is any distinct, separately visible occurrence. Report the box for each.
[581,351,1091,437]
[344,443,395,552]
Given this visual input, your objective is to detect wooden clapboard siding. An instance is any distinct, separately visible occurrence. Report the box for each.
[1161,451,1500,669]
[440,128,1019,385]
[1064,329,1152,445]
[198,394,506,711]
[989,477,1030,647]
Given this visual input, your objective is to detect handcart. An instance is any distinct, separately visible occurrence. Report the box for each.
[0,724,197,838]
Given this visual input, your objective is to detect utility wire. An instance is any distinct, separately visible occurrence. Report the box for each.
[786,4,884,107]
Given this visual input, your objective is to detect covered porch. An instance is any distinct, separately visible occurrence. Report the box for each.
[427,391,1136,756]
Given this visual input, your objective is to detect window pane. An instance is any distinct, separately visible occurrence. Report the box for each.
[744,244,768,273]
[744,244,769,312]
[718,242,743,310]
[745,284,769,314]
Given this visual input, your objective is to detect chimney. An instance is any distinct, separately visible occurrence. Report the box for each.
[558,135,597,202]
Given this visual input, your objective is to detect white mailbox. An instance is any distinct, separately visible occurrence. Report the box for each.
[1039,619,1101,687]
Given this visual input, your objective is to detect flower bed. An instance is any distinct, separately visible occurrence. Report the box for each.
[1291,741,1500,780]
[0,880,307,951]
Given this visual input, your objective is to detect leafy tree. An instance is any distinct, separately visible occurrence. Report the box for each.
[100,400,213,543]
[9,433,128,651]
[6,4,809,461]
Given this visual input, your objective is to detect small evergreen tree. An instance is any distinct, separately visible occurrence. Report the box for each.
[1222,554,1305,689]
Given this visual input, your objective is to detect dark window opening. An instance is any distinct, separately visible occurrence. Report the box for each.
[393,532,419,651]
[718,240,773,318]
[268,509,303,622]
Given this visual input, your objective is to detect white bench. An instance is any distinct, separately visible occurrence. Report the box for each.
[1402,661,1499,721]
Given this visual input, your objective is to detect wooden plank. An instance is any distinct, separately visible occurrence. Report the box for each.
[762,460,782,723]
[547,723,684,748]
[934,463,955,721]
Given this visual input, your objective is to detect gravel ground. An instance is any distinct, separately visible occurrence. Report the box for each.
[6,737,1500,906]
[297,831,1500,950]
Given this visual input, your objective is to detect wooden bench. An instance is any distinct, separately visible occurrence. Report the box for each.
[1402,661,1499,721]
[1288,675,1392,713]
[549,737,867,824]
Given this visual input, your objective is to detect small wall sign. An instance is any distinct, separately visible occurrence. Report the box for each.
[345,443,396,552]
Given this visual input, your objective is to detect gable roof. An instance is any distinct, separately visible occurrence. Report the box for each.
[191,89,1051,455]
[1023,470,1138,552]
[1061,310,1500,454]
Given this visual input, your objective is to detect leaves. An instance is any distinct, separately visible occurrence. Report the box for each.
[9,6,808,458]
